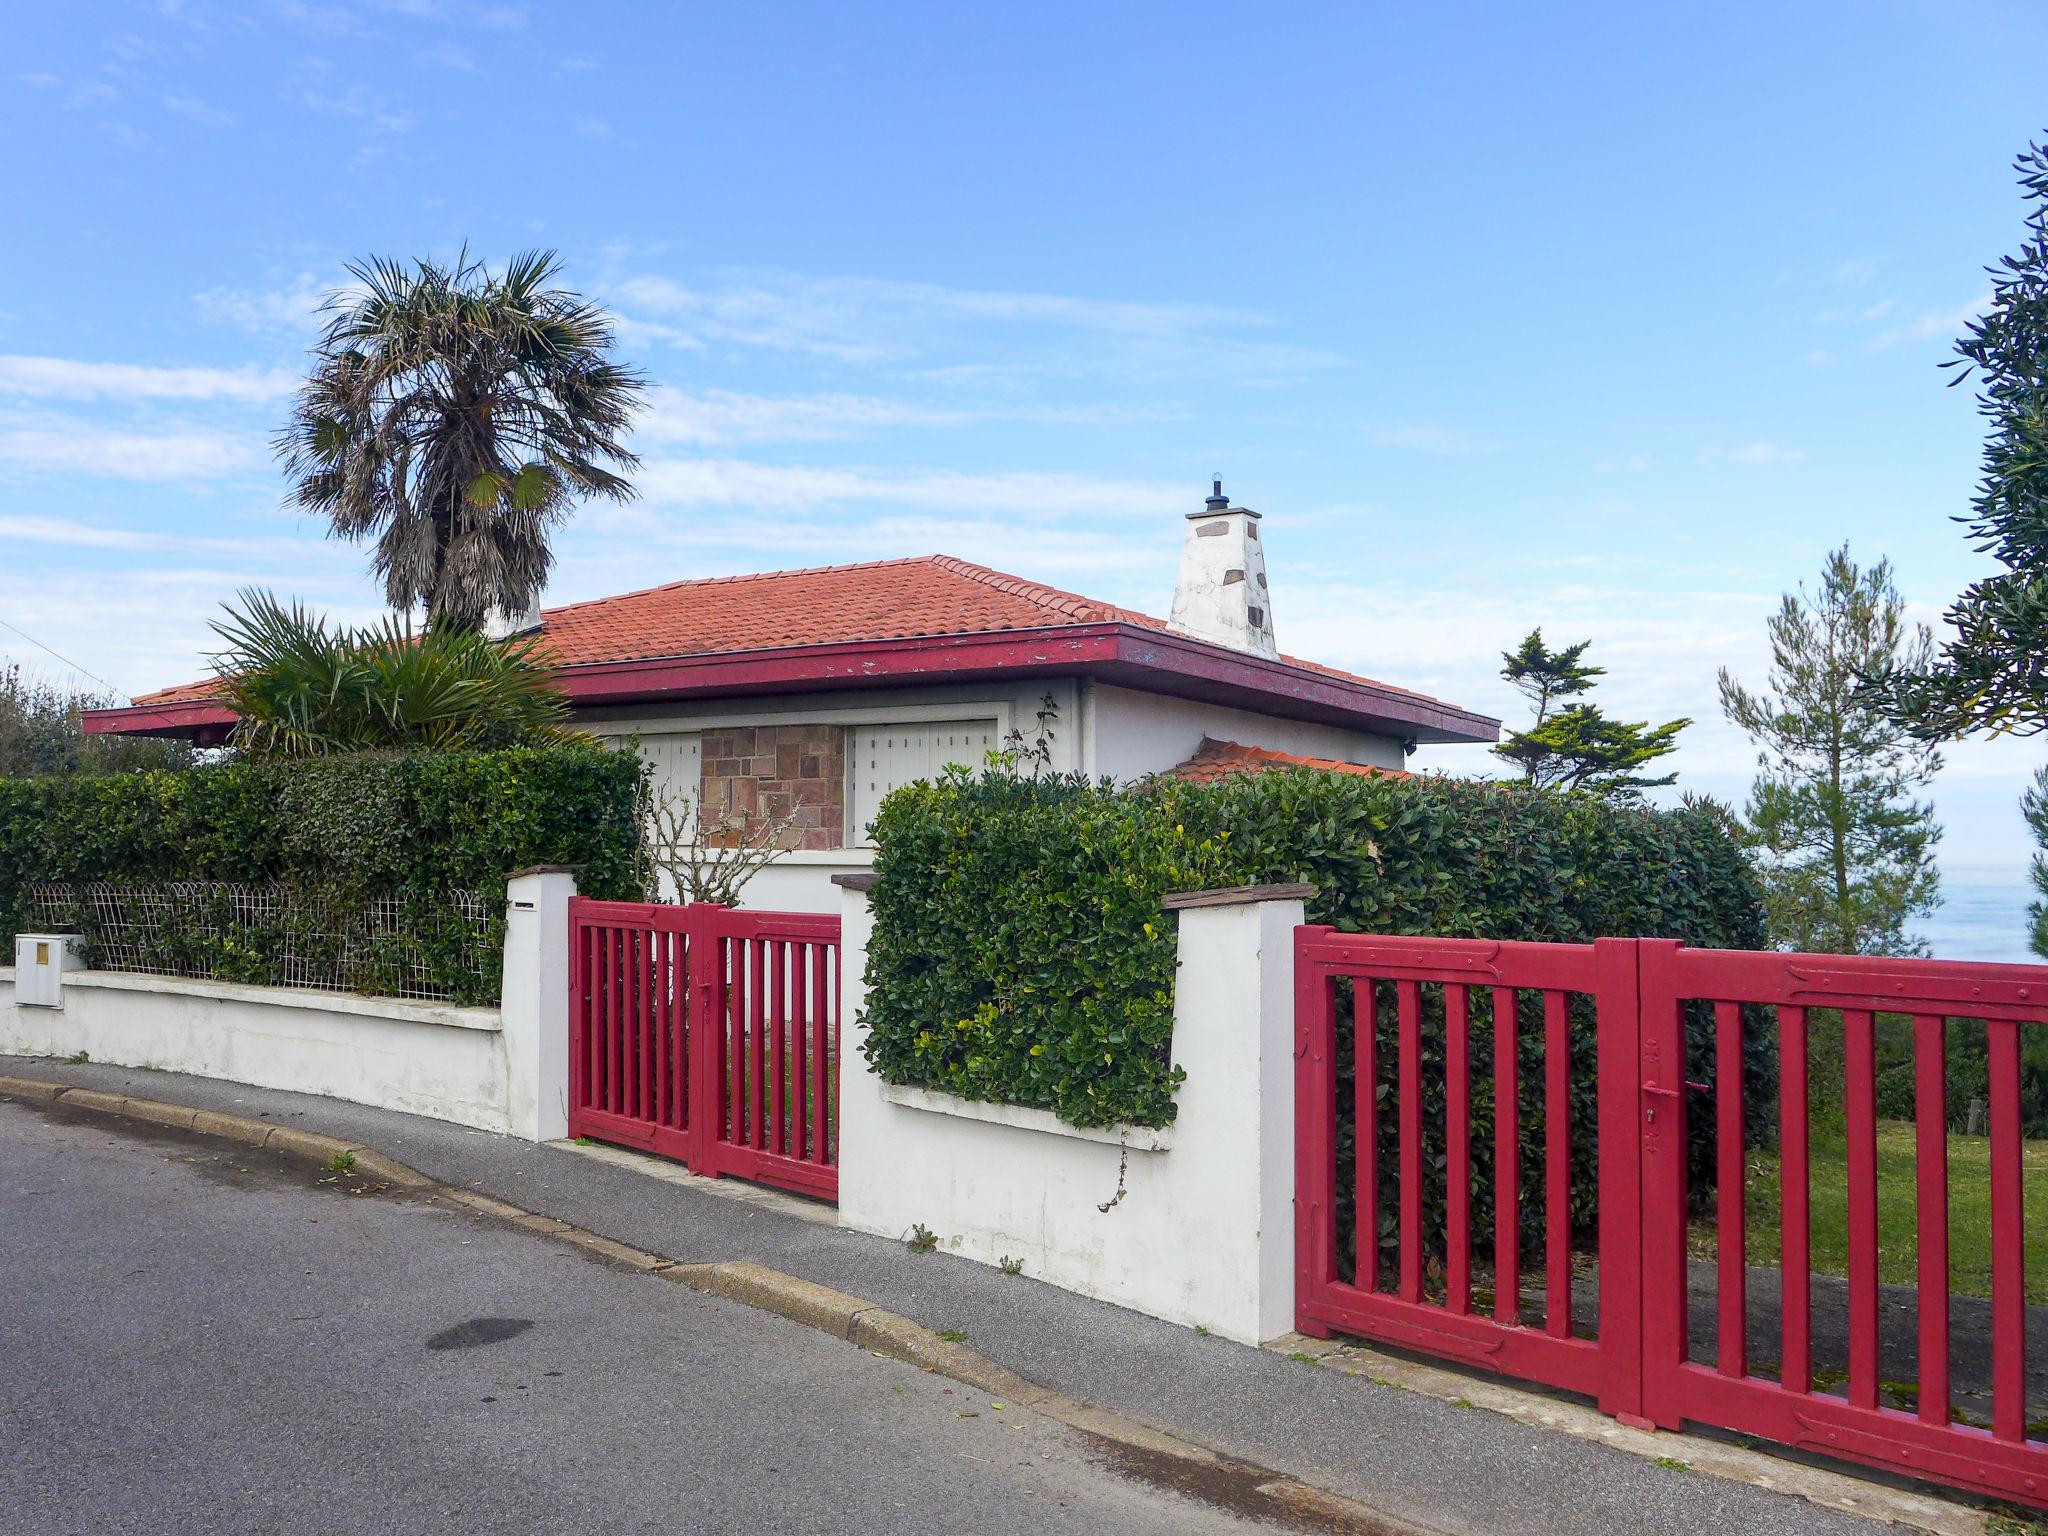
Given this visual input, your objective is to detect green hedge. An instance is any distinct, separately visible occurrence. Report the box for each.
[0,741,645,1004]
[862,765,1771,1262]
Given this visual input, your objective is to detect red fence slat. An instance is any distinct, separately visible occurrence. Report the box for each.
[1780,1004,1811,1398]
[1398,980,1423,1304]
[1990,1017,2027,1445]
[1493,985,1519,1326]
[1446,984,1472,1316]
[1913,1012,1949,1428]
[1844,1010,1880,1412]
[1714,1000,1745,1378]
[1544,989,1570,1340]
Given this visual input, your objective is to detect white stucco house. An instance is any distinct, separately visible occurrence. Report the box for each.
[86,483,1498,910]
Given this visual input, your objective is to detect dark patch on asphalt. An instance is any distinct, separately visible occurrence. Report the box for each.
[1086,1433,1410,1535]
[427,1317,534,1351]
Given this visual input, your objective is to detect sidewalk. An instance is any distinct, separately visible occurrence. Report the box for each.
[0,1054,1968,1536]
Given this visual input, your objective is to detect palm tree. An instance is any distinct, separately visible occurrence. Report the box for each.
[211,590,577,758]
[277,250,645,630]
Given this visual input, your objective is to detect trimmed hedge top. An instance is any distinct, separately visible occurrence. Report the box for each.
[0,741,645,1002]
[861,766,1765,1130]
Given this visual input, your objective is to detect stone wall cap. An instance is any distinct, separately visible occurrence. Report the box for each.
[1160,882,1315,911]
[831,872,879,891]
[506,864,583,879]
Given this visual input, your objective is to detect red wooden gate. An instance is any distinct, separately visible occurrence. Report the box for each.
[568,899,840,1202]
[1296,927,2048,1508]
[1294,931,1646,1421]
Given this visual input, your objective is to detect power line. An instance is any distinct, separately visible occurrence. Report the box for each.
[0,615,122,697]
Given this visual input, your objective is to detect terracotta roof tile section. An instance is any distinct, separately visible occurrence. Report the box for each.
[125,554,1442,710]
[530,554,1162,667]
[1164,737,1412,784]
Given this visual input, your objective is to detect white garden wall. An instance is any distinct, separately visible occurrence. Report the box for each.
[0,868,574,1141]
[835,878,1307,1345]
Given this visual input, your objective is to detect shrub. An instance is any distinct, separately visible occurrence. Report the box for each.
[862,764,1771,1258]
[0,740,644,1003]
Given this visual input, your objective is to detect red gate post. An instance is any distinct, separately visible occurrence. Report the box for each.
[1633,937,1688,1431]
[1593,936,1651,1425]
[686,904,727,1178]
[1293,925,1339,1340]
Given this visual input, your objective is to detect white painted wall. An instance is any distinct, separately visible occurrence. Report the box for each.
[0,967,512,1131]
[1083,681,1406,783]
[0,869,577,1141]
[835,881,1304,1344]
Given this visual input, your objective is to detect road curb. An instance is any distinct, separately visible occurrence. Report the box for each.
[1,1069,1434,1534]
[0,1074,434,1190]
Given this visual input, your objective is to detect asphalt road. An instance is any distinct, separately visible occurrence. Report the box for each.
[0,1100,1308,1536]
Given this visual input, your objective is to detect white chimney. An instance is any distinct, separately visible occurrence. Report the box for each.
[1168,478,1277,658]
[483,595,545,640]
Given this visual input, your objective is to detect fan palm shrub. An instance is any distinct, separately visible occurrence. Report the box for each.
[211,590,577,759]
[276,249,645,630]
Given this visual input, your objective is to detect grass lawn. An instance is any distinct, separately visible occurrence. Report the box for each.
[1690,1121,2048,1305]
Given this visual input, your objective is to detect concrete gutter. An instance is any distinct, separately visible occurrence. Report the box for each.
[0,1071,1441,1536]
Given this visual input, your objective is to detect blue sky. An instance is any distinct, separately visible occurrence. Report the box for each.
[3,1,2046,885]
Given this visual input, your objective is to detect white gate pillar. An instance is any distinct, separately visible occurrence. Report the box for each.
[502,866,578,1142]
[1158,882,1310,1342]
[834,872,1308,1345]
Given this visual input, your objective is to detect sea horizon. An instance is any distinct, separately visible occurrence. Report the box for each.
[1912,866,2038,965]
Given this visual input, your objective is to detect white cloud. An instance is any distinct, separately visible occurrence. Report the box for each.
[1700,442,1805,466]
[0,514,349,563]
[1365,424,1502,455]
[0,515,165,550]
[605,269,1333,381]
[0,355,296,403]
[418,41,475,70]
[162,91,235,127]
[195,273,329,335]
[0,416,263,480]
[635,388,985,446]
[633,457,1183,519]
[297,80,417,134]
[1867,294,1992,352]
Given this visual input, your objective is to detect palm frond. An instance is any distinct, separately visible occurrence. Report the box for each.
[211,590,576,760]
[277,250,646,631]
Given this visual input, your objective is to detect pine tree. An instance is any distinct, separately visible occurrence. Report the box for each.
[1867,136,2048,959]
[2022,767,2048,958]
[1493,629,1688,795]
[1871,141,2048,739]
[1721,546,1942,955]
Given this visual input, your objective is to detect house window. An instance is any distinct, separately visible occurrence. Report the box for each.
[848,719,1001,845]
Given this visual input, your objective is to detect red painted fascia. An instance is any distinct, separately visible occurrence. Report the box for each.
[80,700,237,741]
[81,622,1501,745]
[558,625,1127,705]
[561,623,1499,743]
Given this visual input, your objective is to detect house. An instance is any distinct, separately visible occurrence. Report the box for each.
[83,483,1498,910]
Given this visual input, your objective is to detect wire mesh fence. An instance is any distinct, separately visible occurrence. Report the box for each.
[24,881,501,1003]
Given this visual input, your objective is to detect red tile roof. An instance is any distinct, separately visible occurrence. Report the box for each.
[130,554,1438,708]
[1164,737,1412,784]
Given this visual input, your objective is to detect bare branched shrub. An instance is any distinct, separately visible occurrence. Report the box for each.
[640,780,801,907]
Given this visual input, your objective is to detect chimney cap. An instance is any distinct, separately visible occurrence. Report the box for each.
[1190,476,1259,521]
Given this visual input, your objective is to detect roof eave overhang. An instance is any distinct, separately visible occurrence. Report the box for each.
[79,623,1500,747]
[560,623,1500,744]
[80,700,237,744]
